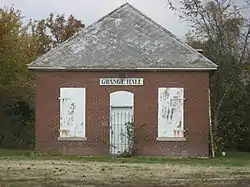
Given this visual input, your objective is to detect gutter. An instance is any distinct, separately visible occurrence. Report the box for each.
[27,66,218,71]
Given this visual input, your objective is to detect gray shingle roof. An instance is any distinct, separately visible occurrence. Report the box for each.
[28,3,218,70]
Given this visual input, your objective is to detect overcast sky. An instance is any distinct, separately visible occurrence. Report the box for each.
[1,0,248,39]
[0,0,189,39]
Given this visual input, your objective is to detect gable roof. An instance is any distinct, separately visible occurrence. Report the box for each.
[28,3,218,71]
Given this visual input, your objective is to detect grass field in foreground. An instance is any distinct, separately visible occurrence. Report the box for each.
[0,149,250,166]
[0,149,250,186]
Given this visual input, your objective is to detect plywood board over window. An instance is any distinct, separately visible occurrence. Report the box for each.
[58,88,87,141]
[157,87,186,141]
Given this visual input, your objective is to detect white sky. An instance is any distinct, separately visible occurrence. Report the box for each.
[0,0,189,39]
[1,0,248,39]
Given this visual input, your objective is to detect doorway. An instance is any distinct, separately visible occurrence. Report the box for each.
[109,91,134,155]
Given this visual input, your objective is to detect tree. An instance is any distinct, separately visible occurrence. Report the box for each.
[0,5,85,149]
[0,6,33,103]
[0,6,35,148]
[30,13,85,56]
[167,0,250,152]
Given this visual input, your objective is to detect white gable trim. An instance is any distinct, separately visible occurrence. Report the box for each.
[28,66,218,71]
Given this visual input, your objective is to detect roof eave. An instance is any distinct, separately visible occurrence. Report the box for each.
[27,66,218,71]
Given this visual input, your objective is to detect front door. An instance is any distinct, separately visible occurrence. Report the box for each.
[110,106,133,155]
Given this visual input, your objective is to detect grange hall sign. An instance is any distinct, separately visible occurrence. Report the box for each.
[100,78,144,86]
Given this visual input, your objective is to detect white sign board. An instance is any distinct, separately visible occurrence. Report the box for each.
[100,78,144,86]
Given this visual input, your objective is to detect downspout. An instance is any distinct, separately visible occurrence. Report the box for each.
[208,88,215,158]
[195,49,216,158]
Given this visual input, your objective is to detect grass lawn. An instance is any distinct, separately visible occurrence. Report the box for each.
[0,149,250,186]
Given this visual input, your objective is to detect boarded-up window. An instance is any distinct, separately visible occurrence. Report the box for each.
[59,88,86,138]
[158,88,184,138]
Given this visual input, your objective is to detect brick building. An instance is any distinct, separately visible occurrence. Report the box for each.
[28,3,218,157]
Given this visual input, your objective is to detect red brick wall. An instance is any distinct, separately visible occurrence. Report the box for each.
[35,71,210,157]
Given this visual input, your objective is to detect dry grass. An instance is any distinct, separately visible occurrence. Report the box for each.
[0,159,250,186]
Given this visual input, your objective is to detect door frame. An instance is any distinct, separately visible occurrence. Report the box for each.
[109,91,134,156]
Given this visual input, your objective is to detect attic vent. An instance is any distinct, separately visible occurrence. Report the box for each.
[118,72,128,78]
[196,49,204,54]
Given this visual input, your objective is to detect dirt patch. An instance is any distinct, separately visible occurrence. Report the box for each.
[0,160,250,186]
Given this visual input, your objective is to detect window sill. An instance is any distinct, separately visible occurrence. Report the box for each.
[58,137,87,141]
[156,137,186,142]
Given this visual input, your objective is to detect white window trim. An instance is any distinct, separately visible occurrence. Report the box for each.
[157,87,186,142]
[156,137,186,142]
[58,137,87,141]
[58,87,87,141]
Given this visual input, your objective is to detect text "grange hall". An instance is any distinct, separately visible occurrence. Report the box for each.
[100,78,144,86]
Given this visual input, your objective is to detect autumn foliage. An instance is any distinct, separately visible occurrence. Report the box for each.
[0,6,84,148]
